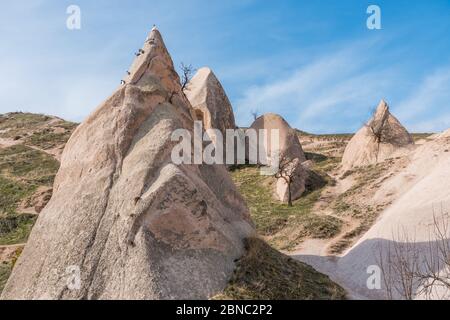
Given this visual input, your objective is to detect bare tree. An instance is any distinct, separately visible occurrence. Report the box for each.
[377,229,421,300]
[274,156,300,207]
[365,106,389,143]
[180,63,194,92]
[251,110,259,121]
[363,106,392,162]
[377,207,450,300]
[166,63,195,104]
[416,211,450,298]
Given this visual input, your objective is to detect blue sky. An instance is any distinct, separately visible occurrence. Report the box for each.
[1,1,449,133]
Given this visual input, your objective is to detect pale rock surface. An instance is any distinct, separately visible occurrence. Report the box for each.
[250,113,307,203]
[1,27,254,300]
[185,67,237,164]
[341,100,414,171]
[297,129,450,299]
[185,67,236,135]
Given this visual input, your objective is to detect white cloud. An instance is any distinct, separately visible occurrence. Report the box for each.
[233,40,398,133]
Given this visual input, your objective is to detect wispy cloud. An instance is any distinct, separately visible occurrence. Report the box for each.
[1,1,450,134]
[234,39,399,133]
[395,67,450,132]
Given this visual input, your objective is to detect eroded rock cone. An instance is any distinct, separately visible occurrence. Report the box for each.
[1,27,254,300]
[185,67,236,135]
[341,100,414,171]
[185,67,237,165]
[250,113,307,203]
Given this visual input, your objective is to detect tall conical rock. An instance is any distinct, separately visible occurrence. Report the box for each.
[250,113,307,203]
[185,67,237,135]
[1,28,254,300]
[341,100,414,171]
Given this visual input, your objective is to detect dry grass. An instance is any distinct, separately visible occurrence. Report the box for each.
[231,166,342,251]
[0,112,76,145]
[0,116,67,248]
[215,238,346,300]
[0,214,37,245]
[0,247,22,295]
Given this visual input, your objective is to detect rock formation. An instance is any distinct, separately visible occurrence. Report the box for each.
[341,100,414,171]
[185,67,237,165]
[1,27,254,300]
[301,128,450,299]
[250,113,307,203]
[185,67,236,136]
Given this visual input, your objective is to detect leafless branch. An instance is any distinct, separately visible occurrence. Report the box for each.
[377,206,450,300]
[180,63,195,92]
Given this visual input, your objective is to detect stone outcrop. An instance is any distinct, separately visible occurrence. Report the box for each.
[341,100,414,171]
[1,27,254,300]
[185,67,237,164]
[185,67,236,135]
[250,113,307,203]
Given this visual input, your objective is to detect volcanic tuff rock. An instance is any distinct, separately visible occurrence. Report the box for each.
[1,27,254,300]
[341,100,414,171]
[302,128,450,299]
[250,113,307,203]
[185,67,237,135]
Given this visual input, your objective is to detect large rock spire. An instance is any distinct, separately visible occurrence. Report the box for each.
[1,27,254,300]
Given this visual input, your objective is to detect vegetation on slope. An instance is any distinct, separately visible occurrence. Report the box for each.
[0,145,58,246]
[0,260,13,294]
[0,145,59,186]
[0,112,77,151]
[0,113,76,295]
[231,165,342,251]
[0,112,76,244]
[0,247,22,294]
[0,144,60,219]
[329,160,397,254]
[0,214,37,246]
[216,238,346,300]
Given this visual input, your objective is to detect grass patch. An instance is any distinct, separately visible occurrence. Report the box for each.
[305,152,328,163]
[0,260,13,295]
[0,112,76,142]
[411,133,433,142]
[24,128,74,150]
[0,177,36,215]
[0,144,59,186]
[311,156,341,173]
[0,113,52,140]
[231,166,318,235]
[231,166,342,250]
[0,214,37,245]
[215,238,346,300]
[303,215,343,239]
[0,247,23,295]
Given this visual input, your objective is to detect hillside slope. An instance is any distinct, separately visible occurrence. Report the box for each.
[0,112,77,293]
[295,130,450,299]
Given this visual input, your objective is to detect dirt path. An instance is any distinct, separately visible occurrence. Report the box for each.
[294,169,357,256]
